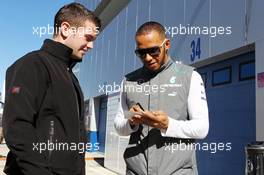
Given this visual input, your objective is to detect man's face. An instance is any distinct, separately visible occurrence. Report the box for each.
[64,20,98,60]
[135,31,170,71]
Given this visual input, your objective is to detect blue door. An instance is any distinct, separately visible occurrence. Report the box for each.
[196,51,256,175]
[98,97,107,153]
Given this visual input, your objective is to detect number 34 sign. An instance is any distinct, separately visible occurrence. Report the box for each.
[190,38,201,62]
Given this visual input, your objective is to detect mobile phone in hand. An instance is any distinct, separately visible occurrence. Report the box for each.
[125,103,145,119]
[136,103,144,111]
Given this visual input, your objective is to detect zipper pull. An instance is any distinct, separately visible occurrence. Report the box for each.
[49,120,54,142]
[48,120,54,160]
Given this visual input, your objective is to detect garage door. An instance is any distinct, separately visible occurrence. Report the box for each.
[196,51,256,175]
[98,97,107,153]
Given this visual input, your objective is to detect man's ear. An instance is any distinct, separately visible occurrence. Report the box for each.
[60,21,71,38]
[165,38,171,50]
[165,38,170,54]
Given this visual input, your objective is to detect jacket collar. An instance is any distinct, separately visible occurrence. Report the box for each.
[41,39,80,69]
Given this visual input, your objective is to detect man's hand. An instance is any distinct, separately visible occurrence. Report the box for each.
[128,105,169,130]
[140,110,169,130]
[128,105,144,127]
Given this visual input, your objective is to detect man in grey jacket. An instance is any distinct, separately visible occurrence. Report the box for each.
[114,21,209,175]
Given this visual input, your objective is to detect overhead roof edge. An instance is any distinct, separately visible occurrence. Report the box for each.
[94,0,131,31]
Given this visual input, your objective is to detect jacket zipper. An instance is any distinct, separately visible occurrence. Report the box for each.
[48,120,54,162]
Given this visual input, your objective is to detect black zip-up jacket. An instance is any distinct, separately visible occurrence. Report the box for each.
[3,39,86,175]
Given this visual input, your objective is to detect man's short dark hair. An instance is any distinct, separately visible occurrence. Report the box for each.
[136,21,166,38]
[54,2,101,36]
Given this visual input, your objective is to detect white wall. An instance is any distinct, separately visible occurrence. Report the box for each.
[104,92,128,174]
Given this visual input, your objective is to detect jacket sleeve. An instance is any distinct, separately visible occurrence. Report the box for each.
[114,79,139,136]
[3,58,53,175]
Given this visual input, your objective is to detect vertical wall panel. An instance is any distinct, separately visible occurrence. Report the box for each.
[210,0,245,57]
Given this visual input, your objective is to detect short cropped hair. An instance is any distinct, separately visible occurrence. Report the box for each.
[53,2,101,36]
[136,21,166,38]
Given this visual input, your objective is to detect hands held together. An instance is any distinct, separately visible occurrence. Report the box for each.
[128,104,169,130]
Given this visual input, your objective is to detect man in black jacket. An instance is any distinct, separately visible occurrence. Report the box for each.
[2,3,100,175]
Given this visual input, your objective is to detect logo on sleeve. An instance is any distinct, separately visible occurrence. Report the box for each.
[11,86,20,94]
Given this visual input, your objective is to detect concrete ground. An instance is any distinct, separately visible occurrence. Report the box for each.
[0,143,118,175]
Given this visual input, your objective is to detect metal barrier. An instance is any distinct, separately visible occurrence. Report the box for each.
[245,142,264,175]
